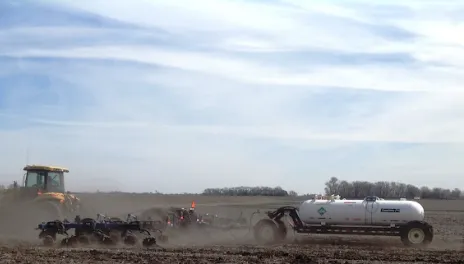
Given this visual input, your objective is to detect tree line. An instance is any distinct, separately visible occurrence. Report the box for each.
[1,177,458,199]
[324,177,462,200]
[202,186,297,196]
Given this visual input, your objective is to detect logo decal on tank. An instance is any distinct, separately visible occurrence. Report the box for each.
[381,208,400,213]
[317,207,327,216]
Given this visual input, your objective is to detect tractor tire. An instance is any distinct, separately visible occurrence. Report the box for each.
[35,201,64,223]
[400,221,433,248]
[0,200,63,240]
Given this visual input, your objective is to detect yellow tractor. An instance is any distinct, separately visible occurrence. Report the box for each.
[0,165,83,238]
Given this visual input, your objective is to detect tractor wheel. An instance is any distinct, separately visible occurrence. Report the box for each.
[35,201,64,223]
[253,219,280,245]
[0,200,63,240]
[400,221,433,248]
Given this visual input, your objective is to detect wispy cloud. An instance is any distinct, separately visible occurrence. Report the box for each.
[1,0,464,193]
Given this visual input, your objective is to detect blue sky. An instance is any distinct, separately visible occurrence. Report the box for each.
[1,0,464,193]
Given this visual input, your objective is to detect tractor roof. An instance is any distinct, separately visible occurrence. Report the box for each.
[23,165,69,173]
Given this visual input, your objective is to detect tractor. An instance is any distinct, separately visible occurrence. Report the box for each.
[0,165,83,238]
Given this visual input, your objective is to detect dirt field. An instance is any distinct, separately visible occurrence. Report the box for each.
[1,194,464,263]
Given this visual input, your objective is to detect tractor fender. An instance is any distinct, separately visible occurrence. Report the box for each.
[33,193,65,205]
[64,194,81,208]
[66,194,80,202]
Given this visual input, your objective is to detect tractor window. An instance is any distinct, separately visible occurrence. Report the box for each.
[47,172,64,193]
[24,171,64,193]
[24,171,46,189]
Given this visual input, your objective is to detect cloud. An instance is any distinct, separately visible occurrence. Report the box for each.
[1,0,464,194]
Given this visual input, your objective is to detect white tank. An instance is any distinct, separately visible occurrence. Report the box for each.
[298,196,424,226]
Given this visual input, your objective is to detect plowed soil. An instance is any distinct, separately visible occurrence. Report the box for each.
[1,244,463,264]
[1,195,463,263]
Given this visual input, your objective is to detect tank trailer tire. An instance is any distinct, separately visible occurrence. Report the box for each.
[253,219,284,245]
[400,221,433,248]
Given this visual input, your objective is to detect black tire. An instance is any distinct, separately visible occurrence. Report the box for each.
[142,237,157,247]
[400,221,433,248]
[124,234,138,246]
[253,219,280,245]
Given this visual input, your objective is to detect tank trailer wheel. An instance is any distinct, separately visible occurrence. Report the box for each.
[400,222,433,248]
[253,219,284,245]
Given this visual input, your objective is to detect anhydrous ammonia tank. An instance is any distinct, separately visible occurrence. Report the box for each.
[298,196,425,226]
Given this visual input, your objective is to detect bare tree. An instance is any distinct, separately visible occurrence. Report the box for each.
[325,177,462,200]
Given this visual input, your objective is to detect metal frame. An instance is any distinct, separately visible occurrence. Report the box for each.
[256,200,434,247]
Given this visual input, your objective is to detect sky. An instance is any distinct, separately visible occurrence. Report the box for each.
[1,0,464,194]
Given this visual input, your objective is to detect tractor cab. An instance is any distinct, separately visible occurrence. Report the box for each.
[23,165,68,195]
